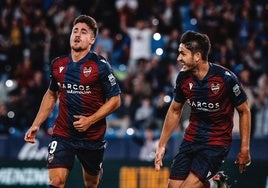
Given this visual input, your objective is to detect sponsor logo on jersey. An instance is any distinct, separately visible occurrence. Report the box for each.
[57,82,91,94]
[108,73,116,86]
[186,99,220,112]
[100,59,107,63]
[225,71,231,76]
[232,84,241,96]
[189,83,193,90]
[59,66,65,73]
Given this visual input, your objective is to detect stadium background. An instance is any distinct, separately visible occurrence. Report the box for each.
[0,0,268,187]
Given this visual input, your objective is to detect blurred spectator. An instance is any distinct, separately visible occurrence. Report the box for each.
[233,69,256,135]
[0,81,8,104]
[92,0,119,32]
[164,28,181,62]
[9,17,24,70]
[153,91,171,129]
[120,17,154,73]
[238,69,255,108]
[107,93,133,135]
[94,27,114,60]
[13,57,34,88]
[178,0,200,32]
[156,0,181,35]
[213,39,237,71]
[201,1,220,43]
[115,0,138,27]
[110,31,130,66]
[241,37,262,78]
[259,2,268,70]
[235,2,256,48]
[28,22,46,71]
[132,97,154,130]
[252,74,268,138]
[5,88,25,136]
[28,70,49,123]
[217,0,237,41]
[115,0,138,13]
[133,127,159,161]
[132,71,152,98]
[0,102,10,135]
[144,56,167,96]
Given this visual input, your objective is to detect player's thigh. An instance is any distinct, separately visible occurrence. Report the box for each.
[77,147,104,187]
[48,167,69,187]
[180,172,205,188]
[82,166,101,188]
[77,148,105,175]
[167,178,184,188]
[192,145,230,182]
[169,140,193,180]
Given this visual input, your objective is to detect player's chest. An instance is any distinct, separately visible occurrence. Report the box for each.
[180,78,226,101]
[52,61,99,85]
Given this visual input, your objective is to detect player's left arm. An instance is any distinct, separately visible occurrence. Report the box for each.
[73,94,121,132]
[226,70,251,173]
[235,100,251,173]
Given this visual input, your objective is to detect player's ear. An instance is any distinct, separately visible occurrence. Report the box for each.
[89,37,95,45]
[194,52,202,62]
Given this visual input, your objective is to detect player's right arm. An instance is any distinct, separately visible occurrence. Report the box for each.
[24,89,58,143]
[235,100,251,173]
[155,100,184,171]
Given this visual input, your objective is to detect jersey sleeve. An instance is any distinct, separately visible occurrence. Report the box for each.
[225,71,247,107]
[98,57,121,98]
[173,71,186,103]
[49,76,59,92]
[48,58,59,92]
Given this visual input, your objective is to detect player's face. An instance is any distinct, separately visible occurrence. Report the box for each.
[70,23,95,52]
[177,44,199,72]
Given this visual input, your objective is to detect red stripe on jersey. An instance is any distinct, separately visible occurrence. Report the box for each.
[51,56,71,137]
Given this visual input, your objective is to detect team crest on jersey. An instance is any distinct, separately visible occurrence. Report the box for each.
[83,67,92,77]
[47,153,54,163]
[211,83,220,94]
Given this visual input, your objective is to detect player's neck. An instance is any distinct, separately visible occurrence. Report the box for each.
[71,49,90,62]
[193,61,209,80]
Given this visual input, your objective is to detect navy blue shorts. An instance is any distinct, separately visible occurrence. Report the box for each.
[169,139,230,182]
[47,135,106,175]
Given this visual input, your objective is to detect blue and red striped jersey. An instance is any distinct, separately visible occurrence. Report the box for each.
[49,52,121,141]
[174,63,247,146]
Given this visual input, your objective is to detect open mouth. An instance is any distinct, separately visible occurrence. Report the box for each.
[74,38,80,43]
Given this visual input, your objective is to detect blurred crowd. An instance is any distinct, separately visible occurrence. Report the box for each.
[0,0,267,139]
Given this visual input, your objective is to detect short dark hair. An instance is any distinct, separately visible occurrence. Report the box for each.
[73,15,98,38]
[180,30,211,61]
